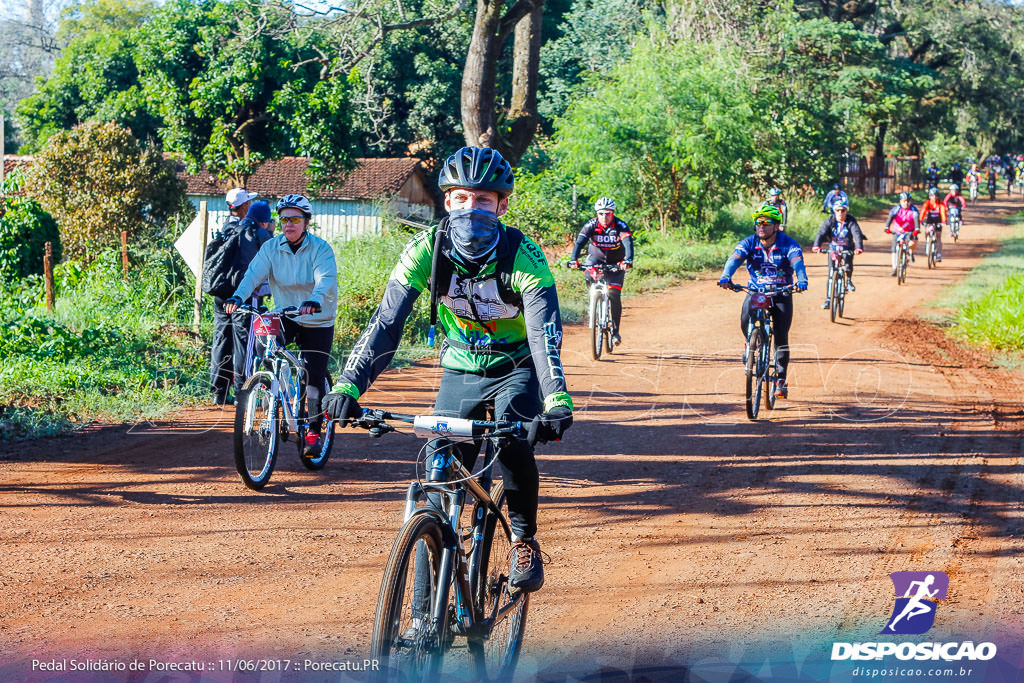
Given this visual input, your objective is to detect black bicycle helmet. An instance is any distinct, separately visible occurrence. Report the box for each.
[438,146,515,197]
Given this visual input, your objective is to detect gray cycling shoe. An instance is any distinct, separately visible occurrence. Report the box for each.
[508,538,544,594]
[611,333,622,345]
[821,300,830,309]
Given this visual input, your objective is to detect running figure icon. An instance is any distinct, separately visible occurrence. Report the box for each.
[886,575,939,632]
[882,571,949,635]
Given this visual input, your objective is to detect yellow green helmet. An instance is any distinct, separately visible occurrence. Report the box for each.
[751,204,783,224]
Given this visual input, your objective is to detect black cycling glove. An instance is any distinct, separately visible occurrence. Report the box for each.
[528,407,573,446]
[323,392,362,423]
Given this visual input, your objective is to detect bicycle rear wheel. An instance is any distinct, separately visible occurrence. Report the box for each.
[764,332,777,411]
[468,481,529,681]
[233,373,279,490]
[300,373,336,470]
[745,328,763,421]
[371,513,448,681]
[603,299,614,354]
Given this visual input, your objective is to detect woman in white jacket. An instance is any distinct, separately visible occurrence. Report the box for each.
[226,194,338,455]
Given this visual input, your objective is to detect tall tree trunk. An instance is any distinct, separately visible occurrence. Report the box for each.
[873,120,887,192]
[461,0,543,165]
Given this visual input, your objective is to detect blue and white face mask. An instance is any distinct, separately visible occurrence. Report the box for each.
[448,208,501,262]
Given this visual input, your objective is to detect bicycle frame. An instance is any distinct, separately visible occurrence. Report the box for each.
[826,244,850,300]
[240,309,306,434]
[359,410,528,647]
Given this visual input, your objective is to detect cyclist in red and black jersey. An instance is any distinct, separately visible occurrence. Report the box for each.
[568,197,634,345]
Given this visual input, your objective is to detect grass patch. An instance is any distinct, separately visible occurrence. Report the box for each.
[924,211,1024,361]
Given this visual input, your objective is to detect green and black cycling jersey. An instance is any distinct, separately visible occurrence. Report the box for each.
[332,220,573,413]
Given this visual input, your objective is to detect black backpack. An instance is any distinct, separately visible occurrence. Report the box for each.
[427,222,524,345]
[201,221,245,299]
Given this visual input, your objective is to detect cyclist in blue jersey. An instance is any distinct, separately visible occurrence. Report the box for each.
[717,204,808,399]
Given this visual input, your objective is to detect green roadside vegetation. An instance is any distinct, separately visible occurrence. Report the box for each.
[0,192,835,441]
[927,211,1024,363]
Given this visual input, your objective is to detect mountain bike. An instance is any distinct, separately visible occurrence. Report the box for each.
[948,207,961,243]
[348,408,529,681]
[824,243,851,324]
[889,231,912,286]
[232,305,336,490]
[924,223,940,269]
[728,283,796,421]
[568,262,622,360]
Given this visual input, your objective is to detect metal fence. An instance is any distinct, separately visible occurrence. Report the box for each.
[839,155,922,195]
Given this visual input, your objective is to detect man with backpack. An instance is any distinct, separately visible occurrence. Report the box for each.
[204,188,272,405]
[323,146,572,596]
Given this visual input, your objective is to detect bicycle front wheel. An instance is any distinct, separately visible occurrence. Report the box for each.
[898,248,907,285]
[927,236,936,269]
[589,292,602,361]
[838,276,846,318]
[829,268,840,324]
[233,373,280,490]
[468,481,529,682]
[371,513,448,681]
[745,328,763,421]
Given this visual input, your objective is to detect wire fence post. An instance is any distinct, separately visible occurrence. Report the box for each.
[193,201,209,333]
[120,230,129,281]
[44,242,54,312]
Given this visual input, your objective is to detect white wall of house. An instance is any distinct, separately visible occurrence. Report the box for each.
[187,195,433,243]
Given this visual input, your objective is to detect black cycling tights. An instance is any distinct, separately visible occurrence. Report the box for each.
[740,295,794,380]
[609,287,622,333]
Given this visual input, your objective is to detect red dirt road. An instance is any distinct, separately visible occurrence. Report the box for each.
[2,196,1023,681]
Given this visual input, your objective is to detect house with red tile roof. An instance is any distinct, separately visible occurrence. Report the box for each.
[176,156,437,241]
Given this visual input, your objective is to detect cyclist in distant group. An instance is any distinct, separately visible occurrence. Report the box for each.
[224,194,339,456]
[717,205,808,400]
[966,164,981,200]
[1005,160,1016,196]
[323,146,572,597]
[822,183,848,213]
[985,165,999,199]
[567,197,634,345]
[884,192,921,276]
[949,162,965,187]
[925,162,940,190]
[765,187,788,230]
[920,187,947,262]
[943,183,967,233]
[812,198,864,308]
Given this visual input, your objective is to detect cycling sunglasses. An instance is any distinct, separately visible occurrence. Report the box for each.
[754,219,776,227]
[279,215,305,225]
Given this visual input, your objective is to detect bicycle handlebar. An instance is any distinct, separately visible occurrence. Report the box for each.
[347,408,526,440]
[728,283,798,295]
[566,262,622,273]
[235,304,302,319]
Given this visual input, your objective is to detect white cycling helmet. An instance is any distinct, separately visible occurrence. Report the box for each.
[275,193,313,218]
[594,197,617,213]
[950,183,960,191]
